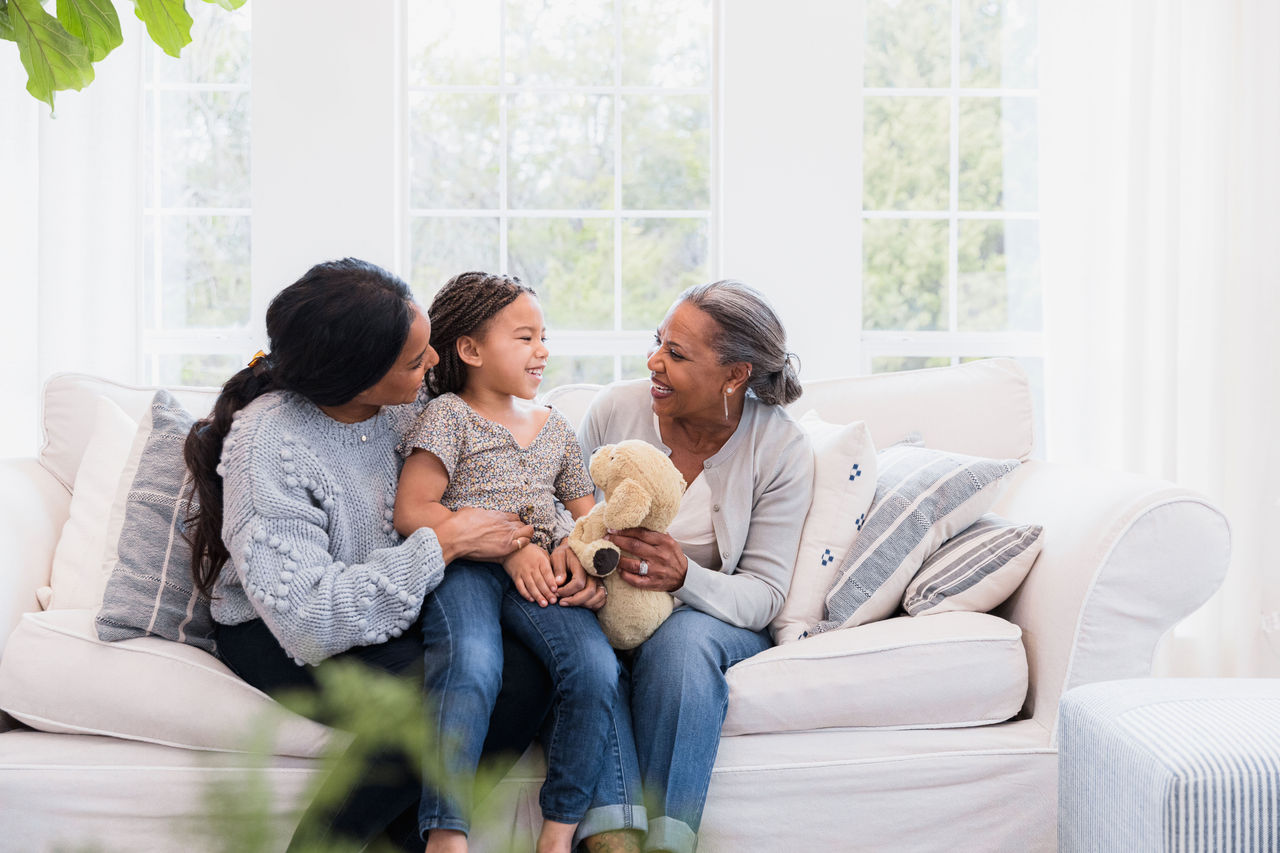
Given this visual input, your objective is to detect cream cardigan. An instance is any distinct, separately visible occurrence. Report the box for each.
[577,380,814,632]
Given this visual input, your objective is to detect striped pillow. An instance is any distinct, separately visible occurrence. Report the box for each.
[95,391,216,653]
[811,443,1019,634]
[902,514,1043,616]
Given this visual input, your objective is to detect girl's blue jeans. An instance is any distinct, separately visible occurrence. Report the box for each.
[579,607,773,853]
[417,559,622,835]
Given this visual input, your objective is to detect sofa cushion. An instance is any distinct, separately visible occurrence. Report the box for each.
[813,443,1020,634]
[0,609,332,757]
[723,610,1027,735]
[95,391,215,652]
[903,514,1044,616]
[793,358,1035,461]
[45,397,137,610]
[770,413,877,644]
[39,373,218,490]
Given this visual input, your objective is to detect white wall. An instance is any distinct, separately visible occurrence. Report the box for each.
[720,0,863,381]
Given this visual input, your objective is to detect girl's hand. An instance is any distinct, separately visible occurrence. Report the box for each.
[437,508,535,564]
[606,528,689,593]
[551,542,608,612]
[502,545,560,607]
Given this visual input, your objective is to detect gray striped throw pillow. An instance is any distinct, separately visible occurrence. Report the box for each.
[902,514,1043,616]
[95,391,216,653]
[810,443,1019,635]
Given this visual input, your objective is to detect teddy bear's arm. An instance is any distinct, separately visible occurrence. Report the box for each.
[602,478,654,530]
[574,502,610,543]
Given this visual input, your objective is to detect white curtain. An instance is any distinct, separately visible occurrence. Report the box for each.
[1040,1,1280,676]
[0,17,143,458]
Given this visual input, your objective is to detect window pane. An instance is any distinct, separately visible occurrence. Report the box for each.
[871,356,951,373]
[958,219,1041,332]
[621,355,651,379]
[153,354,243,387]
[505,0,614,86]
[151,3,250,85]
[959,96,1038,211]
[408,0,500,86]
[508,94,614,209]
[621,0,712,87]
[157,91,251,208]
[409,93,500,209]
[864,0,950,88]
[621,95,711,210]
[508,218,614,331]
[410,217,500,302]
[862,218,948,331]
[863,96,949,210]
[156,215,251,328]
[542,356,616,389]
[958,0,1038,88]
[621,218,709,330]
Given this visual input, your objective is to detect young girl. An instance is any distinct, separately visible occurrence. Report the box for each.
[394,272,620,853]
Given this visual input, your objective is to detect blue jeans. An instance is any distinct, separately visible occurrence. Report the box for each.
[582,608,772,853]
[418,559,622,835]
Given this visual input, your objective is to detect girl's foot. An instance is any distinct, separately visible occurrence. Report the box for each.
[424,828,467,853]
[536,818,579,853]
[582,829,644,853]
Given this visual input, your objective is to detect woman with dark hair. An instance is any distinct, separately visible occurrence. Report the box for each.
[184,258,603,851]
[568,280,815,853]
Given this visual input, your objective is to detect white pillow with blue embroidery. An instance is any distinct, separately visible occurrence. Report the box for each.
[770,413,877,644]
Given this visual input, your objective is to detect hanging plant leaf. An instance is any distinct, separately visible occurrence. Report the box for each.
[200,0,247,10]
[9,0,95,110]
[0,2,16,43]
[57,0,123,62]
[132,0,192,58]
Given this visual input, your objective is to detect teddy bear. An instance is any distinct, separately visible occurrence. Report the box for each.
[567,439,687,650]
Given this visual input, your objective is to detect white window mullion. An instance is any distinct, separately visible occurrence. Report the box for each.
[498,0,509,274]
[612,0,624,344]
[948,0,960,339]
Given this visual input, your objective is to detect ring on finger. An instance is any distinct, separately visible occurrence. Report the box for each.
[638,560,649,576]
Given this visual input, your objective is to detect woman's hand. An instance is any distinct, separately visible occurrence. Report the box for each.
[550,542,608,612]
[435,508,535,565]
[606,528,689,593]
[502,544,561,607]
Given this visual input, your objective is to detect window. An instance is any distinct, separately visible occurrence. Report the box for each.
[405,0,715,388]
[140,2,253,386]
[861,0,1042,430]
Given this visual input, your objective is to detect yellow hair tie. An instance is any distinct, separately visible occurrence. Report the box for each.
[248,350,268,368]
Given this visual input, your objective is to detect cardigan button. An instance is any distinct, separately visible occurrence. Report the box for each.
[713,504,720,512]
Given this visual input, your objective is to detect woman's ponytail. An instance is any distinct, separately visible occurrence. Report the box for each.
[185,363,276,597]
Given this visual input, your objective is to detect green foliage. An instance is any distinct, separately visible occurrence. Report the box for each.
[196,659,523,853]
[2,0,244,111]
[8,0,95,109]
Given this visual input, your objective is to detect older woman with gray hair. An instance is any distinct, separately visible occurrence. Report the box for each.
[555,280,814,853]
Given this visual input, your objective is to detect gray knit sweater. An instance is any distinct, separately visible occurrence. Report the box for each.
[213,390,444,665]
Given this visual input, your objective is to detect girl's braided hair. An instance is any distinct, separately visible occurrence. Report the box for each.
[427,271,536,395]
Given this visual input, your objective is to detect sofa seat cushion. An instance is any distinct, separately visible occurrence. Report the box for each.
[722,611,1028,736]
[0,610,332,757]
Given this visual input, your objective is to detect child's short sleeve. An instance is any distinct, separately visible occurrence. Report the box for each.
[400,393,467,478]
[552,411,595,502]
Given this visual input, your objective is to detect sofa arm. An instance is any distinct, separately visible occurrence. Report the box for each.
[0,458,70,660]
[990,460,1230,740]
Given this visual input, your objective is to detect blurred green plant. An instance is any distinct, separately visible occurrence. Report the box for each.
[195,659,524,853]
[0,0,247,111]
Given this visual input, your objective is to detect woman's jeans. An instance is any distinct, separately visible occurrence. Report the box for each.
[418,559,622,834]
[215,613,551,853]
[581,608,773,853]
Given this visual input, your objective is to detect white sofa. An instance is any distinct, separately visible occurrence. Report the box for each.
[0,359,1230,852]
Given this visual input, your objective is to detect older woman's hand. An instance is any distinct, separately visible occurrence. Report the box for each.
[606,528,689,593]
[550,541,608,611]
[436,508,536,564]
